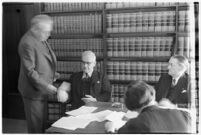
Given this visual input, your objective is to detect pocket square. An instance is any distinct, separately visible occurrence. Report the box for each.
[181,90,187,93]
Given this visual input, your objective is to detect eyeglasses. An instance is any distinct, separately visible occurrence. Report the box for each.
[82,61,94,65]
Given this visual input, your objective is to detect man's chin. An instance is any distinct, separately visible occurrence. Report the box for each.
[168,72,172,76]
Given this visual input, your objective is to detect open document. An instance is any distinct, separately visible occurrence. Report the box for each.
[52,106,138,130]
[65,106,97,116]
[52,116,92,130]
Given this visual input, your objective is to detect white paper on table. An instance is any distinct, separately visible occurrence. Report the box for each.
[51,116,91,130]
[105,111,126,122]
[124,110,139,119]
[92,110,113,122]
[114,119,127,130]
[65,106,97,116]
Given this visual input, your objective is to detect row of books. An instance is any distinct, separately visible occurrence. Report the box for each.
[42,2,189,12]
[47,102,71,121]
[47,103,62,121]
[51,14,102,34]
[42,3,104,12]
[106,11,176,33]
[107,61,168,82]
[49,38,103,57]
[57,61,103,73]
[57,61,103,80]
[176,36,191,58]
[178,10,190,32]
[107,37,173,57]
[111,84,126,103]
[106,2,189,9]
[50,10,189,34]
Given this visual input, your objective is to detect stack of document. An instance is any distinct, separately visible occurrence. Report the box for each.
[52,116,92,130]
[65,106,97,116]
[52,106,138,130]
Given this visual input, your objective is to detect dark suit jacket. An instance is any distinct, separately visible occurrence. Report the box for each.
[118,105,191,133]
[18,30,57,100]
[155,73,190,105]
[69,71,111,109]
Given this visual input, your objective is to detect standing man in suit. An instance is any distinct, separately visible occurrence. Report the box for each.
[155,55,190,108]
[105,81,191,133]
[18,14,59,133]
[57,51,111,109]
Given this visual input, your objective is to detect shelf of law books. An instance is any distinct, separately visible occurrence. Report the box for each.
[40,2,105,124]
[41,3,104,13]
[39,2,196,126]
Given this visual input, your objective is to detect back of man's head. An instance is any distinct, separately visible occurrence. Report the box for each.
[125,80,155,111]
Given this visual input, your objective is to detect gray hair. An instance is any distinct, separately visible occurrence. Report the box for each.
[81,50,96,62]
[171,55,189,71]
[30,14,53,28]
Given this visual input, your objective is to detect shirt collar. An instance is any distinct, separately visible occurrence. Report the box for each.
[172,73,184,84]
[82,71,93,79]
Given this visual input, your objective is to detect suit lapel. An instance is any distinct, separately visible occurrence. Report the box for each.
[28,31,56,69]
[90,71,99,95]
[45,41,57,68]
[173,74,187,95]
[78,72,84,97]
[164,75,172,98]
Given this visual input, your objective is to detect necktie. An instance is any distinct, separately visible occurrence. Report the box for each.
[42,41,51,54]
[84,73,89,79]
[172,78,176,87]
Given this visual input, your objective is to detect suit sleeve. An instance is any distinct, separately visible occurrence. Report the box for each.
[96,73,111,102]
[18,42,49,92]
[118,120,135,134]
[66,73,74,104]
[155,75,164,102]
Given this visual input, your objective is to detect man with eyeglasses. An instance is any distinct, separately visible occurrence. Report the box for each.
[57,51,111,109]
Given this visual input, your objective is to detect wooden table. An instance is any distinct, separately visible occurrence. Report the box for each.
[46,102,126,133]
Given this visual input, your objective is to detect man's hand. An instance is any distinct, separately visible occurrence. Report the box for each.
[81,95,97,104]
[54,72,60,82]
[57,90,69,103]
[57,81,71,103]
[105,121,115,133]
[158,98,177,109]
[58,82,71,92]
[46,84,57,94]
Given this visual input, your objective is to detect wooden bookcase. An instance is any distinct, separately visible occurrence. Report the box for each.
[39,2,196,129]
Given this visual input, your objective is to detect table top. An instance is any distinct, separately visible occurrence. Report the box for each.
[46,102,126,133]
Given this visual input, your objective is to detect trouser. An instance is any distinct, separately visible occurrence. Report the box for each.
[22,97,46,133]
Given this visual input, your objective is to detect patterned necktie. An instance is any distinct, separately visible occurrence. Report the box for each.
[172,78,176,87]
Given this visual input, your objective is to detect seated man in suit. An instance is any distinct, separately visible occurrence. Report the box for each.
[57,51,111,109]
[155,55,190,108]
[105,80,191,133]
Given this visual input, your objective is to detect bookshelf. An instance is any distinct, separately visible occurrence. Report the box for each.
[39,2,195,128]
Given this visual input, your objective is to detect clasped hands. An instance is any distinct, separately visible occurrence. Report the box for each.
[81,95,97,104]
[47,81,97,103]
[57,82,71,103]
[47,81,70,103]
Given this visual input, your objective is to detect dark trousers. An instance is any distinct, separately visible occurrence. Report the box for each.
[22,97,46,133]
